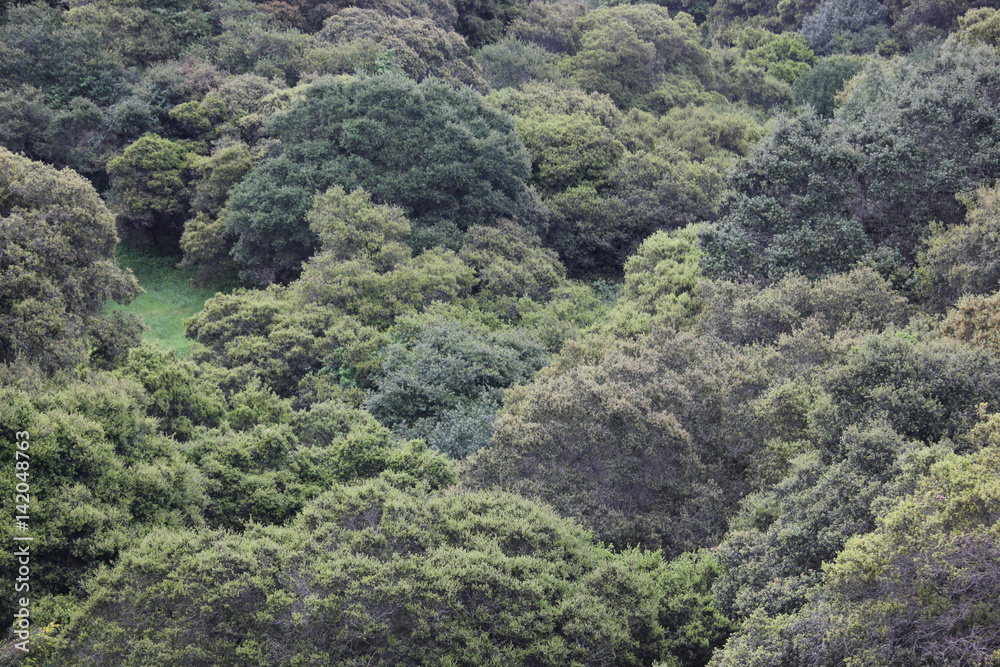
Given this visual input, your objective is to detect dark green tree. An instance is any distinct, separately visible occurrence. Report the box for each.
[0,4,124,106]
[223,74,532,283]
[453,0,529,48]
[791,54,866,116]
[465,328,729,555]
[705,43,1000,284]
[365,320,547,457]
[699,110,868,283]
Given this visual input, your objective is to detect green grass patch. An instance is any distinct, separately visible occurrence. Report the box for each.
[108,246,230,355]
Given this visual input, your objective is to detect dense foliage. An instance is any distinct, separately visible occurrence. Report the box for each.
[0,148,141,369]
[225,74,532,283]
[2,0,1000,664]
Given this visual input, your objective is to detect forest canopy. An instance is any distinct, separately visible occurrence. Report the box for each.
[2,0,1000,665]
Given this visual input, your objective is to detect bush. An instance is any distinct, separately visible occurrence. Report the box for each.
[47,480,675,666]
[223,75,531,283]
[0,147,141,370]
[800,0,888,55]
[365,320,547,456]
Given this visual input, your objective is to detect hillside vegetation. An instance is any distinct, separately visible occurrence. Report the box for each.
[1,0,1000,664]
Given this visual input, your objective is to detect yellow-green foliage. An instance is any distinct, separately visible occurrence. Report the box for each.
[308,8,484,86]
[43,479,673,666]
[295,187,475,327]
[917,180,1000,308]
[186,284,386,397]
[737,29,817,82]
[517,110,625,192]
[942,290,1000,355]
[106,133,196,243]
[596,225,704,337]
[559,5,711,109]
[956,7,1000,49]
[813,445,1000,665]
[0,372,207,620]
[0,147,142,369]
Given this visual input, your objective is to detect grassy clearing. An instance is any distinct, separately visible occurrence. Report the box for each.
[109,246,229,355]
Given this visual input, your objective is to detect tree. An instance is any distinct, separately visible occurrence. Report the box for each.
[223,74,532,283]
[956,7,1000,49]
[819,332,1000,446]
[47,479,677,666]
[710,421,929,625]
[307,8,484,87]
[596,226,705,337]
[813,445,1000,666]
[256,0,461,33]
[203,9,309,82]
[365,319,547,457]
[116,345,228,441]
[706,322,1000,664]
[558,5,712,110]
[107,134,195,248]
[517,109,625,193]
[96,60,222,154]
[707,0,792,38]
[887,0,994,47]
[699,110,868,283]
[941,290,1000,356]
[705,43,1000,284]
[458,219,567,321]
[0,4,125,106]
[0,85,52,152]
[465,328,730,555]
[508,0,585,55]
[453,0,529,48]
[178,143,255,282]
[695,267,909,346]
[0,147,141,370]
[185,283,385,399]
[658,550,735,667]
[717,445,1000,666]
[188,396,455,529]
[835,43,1000,258]
[916,181,1000,309]
[492,84,760,276]
[293,187,476,327]
[0,371,206,620]
[476,37,562,90]
[64,0,214,68]
[736,29,816,83]
[792,55,866,116]
[800,0,888,55]
[604,105,763,265]
[489,80,623,128]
